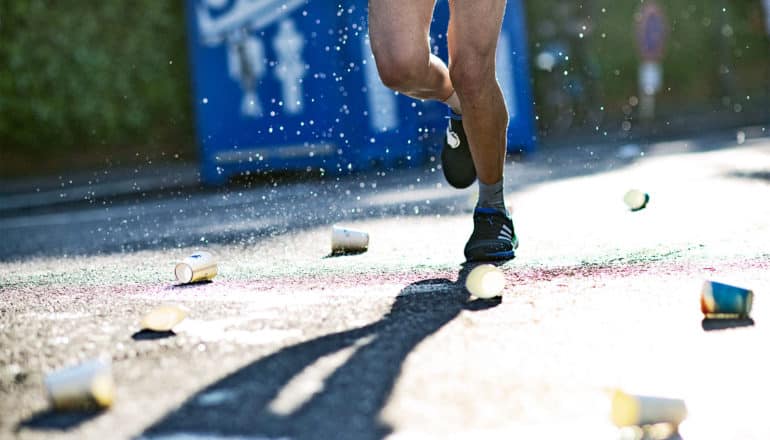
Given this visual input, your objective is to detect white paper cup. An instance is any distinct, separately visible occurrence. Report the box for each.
[465,264,506,299]
[623,189,650,211]
[44,359,115,411]
[141,304,189,332]
[331,226,369,253]
[611,390,687,427]
[175,251,218,284]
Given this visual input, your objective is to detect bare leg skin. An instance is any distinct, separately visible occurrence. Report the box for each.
[447,0,508,184]
[368,0,455,103]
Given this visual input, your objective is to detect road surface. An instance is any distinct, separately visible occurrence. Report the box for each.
[1,133,769,439]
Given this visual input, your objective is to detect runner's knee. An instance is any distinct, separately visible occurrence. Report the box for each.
[373,48,429,92]
[449,57,496,101]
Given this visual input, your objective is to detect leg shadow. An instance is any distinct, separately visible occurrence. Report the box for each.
[140,265,497,440]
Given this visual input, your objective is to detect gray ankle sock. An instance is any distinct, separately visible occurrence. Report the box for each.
[477,179,506,212]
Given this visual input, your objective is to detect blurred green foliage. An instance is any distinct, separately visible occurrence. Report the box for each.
[0,1,192,164]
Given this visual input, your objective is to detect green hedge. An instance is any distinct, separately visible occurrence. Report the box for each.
[0,1,192,158]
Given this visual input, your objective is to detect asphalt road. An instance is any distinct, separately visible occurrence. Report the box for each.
[1,133,770,439]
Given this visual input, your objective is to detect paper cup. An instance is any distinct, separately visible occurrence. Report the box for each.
[44,359,115,411]
[141,304,189,332]
[701,280,753,318]
[331,226,369,253]
[611,390,687,427]
[465,264,505,299]
[175,251,218,284]
[623,189,649,211]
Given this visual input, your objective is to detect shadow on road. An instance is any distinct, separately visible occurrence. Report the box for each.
[131,329,176,341]
[17,409,104,432]
[171,280,213,290]
[2,133,761,262]
[701,317,755,331]
[727,169,770,183]
[140,264,499,440]
[323,249,369,259]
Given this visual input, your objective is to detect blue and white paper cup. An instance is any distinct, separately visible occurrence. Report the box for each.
[700,281,753,318]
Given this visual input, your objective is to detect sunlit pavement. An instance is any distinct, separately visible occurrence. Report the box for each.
[1,133,769,439]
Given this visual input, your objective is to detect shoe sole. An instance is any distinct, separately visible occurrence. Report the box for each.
[465,249,516,262]
[441,146,476,189]
[442,120,476,189]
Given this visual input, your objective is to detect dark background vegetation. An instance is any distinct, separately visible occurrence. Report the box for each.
[1,0,769,178]
[0,1,193,178]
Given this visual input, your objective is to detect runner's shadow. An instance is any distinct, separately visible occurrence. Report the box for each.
[141,265,500,440]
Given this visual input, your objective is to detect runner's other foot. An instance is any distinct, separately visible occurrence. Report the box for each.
[464,208,518,262]
[441,111,476,189]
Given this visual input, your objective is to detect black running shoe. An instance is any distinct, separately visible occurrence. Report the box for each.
[464,207,518,262]
[441,111,476,189]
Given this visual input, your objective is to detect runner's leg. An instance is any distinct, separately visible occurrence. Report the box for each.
[368,0,456,105]
[447,0,507,185]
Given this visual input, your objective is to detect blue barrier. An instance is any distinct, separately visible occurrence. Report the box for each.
[186,0,534,185]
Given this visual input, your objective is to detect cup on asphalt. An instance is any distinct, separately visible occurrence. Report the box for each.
[611,390,687,427]
[175,251,218,284]
[141,304,189,332]
[331,225,369,254]
[701,280,753,318]
[623,189,650,211]
[465,264,505,299]
[45,358,115,411]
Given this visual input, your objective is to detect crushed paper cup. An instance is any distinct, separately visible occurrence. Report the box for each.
[465,264,505,299]
[141,304,189,332]
[175,251,218,284]
[611,389,687,427]
[623,189,649,211]
[45,359,115,411]
[331,225,369,254]
[701,280,753,318]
